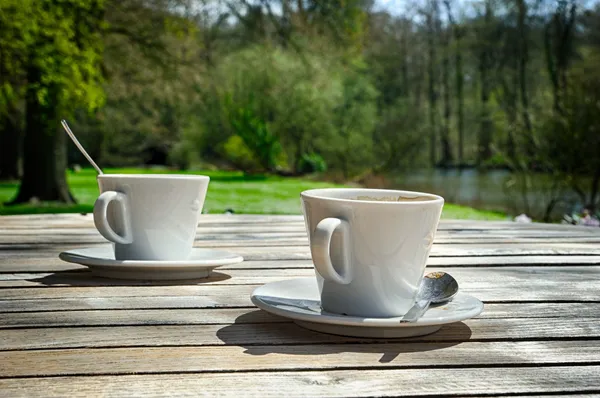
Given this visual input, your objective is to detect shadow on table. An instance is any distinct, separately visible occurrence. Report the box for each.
[216,310,472,363]
[28,270,232,286]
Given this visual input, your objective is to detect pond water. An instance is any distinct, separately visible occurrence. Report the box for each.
[386,168,582,220]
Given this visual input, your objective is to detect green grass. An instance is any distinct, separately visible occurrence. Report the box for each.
[0,168,507,220]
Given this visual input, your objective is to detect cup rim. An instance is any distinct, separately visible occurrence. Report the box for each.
[97,174,210,181]
[300,188,444,205]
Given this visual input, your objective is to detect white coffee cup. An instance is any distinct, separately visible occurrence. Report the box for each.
[301,188,444,318]
[93,174,210,261]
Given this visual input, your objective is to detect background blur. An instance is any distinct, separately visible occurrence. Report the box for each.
[1,0,599,223]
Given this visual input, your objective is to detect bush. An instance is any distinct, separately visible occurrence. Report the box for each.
[297,152,328,174]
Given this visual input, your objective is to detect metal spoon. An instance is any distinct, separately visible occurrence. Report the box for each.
[61,119,104,175]
[400,271,459,323]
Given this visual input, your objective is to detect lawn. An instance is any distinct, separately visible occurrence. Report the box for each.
[0,168,508,220]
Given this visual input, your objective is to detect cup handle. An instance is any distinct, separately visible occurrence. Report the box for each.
[311,217,352,285]
[93,191,133,245]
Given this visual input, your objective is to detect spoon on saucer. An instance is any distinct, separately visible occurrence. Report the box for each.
[61,119,104,175]
[400,272,459,323]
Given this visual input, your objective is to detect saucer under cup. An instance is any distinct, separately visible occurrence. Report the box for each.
[251,278,483,338]
[59,246,243,280]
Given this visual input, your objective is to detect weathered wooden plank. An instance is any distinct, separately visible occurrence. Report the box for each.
[0,295,253,312]
[3,256,600,274]
[3,227,600,246]
[4,234,600,246]
[3,243,600,262]
[3,227,600,237]
[1,365,599,397]
[1,283,598,313]
[0,265,599,289]
[1,340,599,377]
[2,213,600,234]
[0,308,285,329]
[0,303,598,329]
[0,213,305,226]
[0,266,597,301]
[1,317,599,351]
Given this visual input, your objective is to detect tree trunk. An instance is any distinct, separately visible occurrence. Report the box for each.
[478,79,493,164]
[426,0,438,166]
[0,106,21,181]
[496,56,518,163]
[516,0,534,155]
[401,22,409,96]
[444,0,464,167]
[440,22,453,167]
[9,67,75,204]
[455,30,465,167]
[477,0,493,165]
[544,1,576,117]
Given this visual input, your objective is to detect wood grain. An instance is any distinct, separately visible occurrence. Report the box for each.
[3,256,600,274]
[1,317,599,351]
[0,265,598,288]
[1,302,598,329]
[1,340,599,377]
[1,214,600,397]
[3,243,600,259]
[0,366,599,397]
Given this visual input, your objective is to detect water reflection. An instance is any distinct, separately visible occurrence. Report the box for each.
[386,169,581,220]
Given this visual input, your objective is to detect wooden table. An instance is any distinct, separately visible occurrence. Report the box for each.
[1,214,600,397]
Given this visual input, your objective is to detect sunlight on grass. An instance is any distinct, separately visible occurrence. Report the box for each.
[0,168,507,219]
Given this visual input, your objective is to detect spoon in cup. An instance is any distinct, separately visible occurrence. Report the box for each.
[61,119,104,175]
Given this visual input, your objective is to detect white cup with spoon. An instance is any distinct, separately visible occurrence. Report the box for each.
[301,188,445,318]
[61,120,211,262]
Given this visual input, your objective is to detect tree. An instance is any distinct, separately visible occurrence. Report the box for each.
[0,104,22,181]
[7,0,105,204]
[540,49,600,212]
[0,1,28,180]
[544,0,577,116]
[516,0,534,151]
[439,3,453,167]
[476,0,495,165]
[425,0,439,166]
[444,0,465,166]
[324,70,378,179]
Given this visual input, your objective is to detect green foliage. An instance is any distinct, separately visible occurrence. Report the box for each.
[228,99,282,172]
[536,48,600,209]
[307,0,368,51]
[322,69,378,178]
[0,1,31,111]
[221,134,260,171]
[374,98,429,171]
[298,152,328,174]
[181,44,378,176]
[28,0,105,114]
[4,0,600,217]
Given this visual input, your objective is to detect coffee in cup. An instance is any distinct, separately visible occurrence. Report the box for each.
[301,188,444,318]
[93,174,210,261]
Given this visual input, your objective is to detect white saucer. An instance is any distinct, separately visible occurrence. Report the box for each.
[59,246,243,280]
[251,277,483,338]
